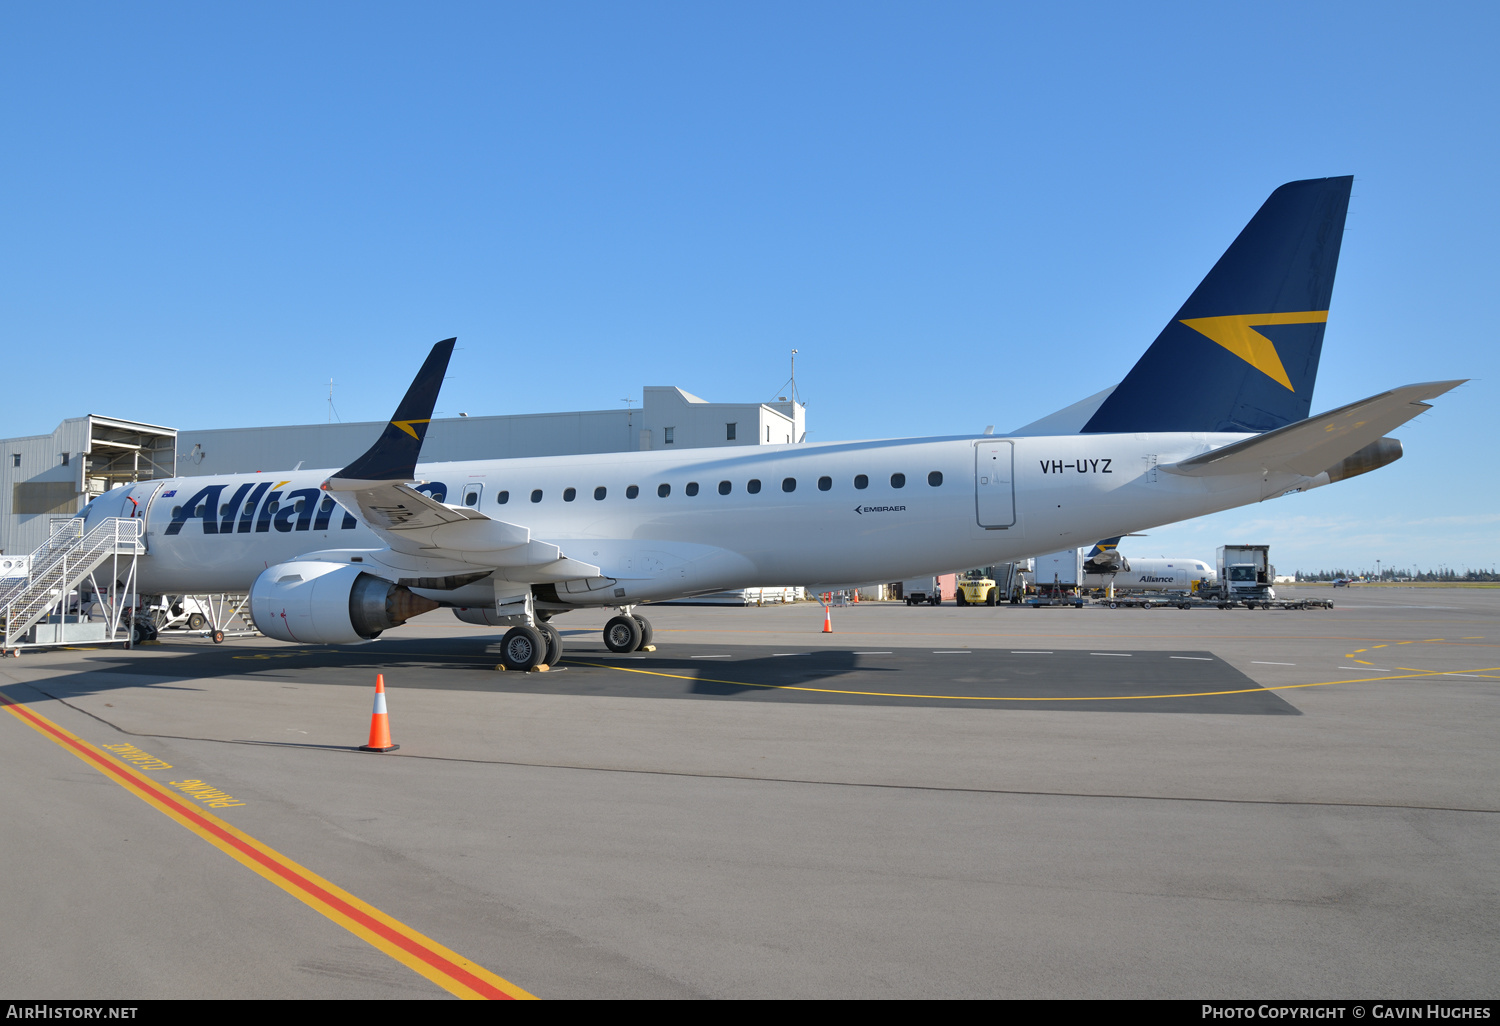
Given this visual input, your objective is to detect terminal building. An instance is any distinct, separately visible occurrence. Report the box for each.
[2,387,806,557]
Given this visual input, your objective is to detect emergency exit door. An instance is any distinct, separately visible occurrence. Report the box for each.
[975,441,1015,529]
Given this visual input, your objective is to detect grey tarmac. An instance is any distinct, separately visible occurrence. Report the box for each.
[1,586,1496,998]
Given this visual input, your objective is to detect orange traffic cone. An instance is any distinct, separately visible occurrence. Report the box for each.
[359,673,400,752]
[822,606,833,633]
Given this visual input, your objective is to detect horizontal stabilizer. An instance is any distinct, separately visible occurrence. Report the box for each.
[1162,380,1465,479]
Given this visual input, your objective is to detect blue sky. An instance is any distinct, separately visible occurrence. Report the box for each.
[2,3,1494,574]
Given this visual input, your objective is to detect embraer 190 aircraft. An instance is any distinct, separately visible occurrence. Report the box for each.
[80,176,1461,670]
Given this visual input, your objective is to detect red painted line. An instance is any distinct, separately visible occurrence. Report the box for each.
[0,692,513,999]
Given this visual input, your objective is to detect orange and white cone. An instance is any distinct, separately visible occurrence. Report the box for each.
[359,673,400,752]
[822,606,833,633]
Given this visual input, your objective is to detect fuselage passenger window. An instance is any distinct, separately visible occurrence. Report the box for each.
[497,490,510,504]
[747,479,761,494]
[928,471,943,486]
[627,485,640,499]
[817,476,831,491]
[891,473,905,488]
[530,489,543,503]
[686,482,699,496]
[594,486,607,500]
[854,475,868,489]
[658,483,671,497]
[782,477,796,492]
[563,487,576,502]
[718,480,732,495]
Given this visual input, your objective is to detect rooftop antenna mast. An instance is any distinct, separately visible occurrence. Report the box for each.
[772,349,803,405]
[327,379,342,423]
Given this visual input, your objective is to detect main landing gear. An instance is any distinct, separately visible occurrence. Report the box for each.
[499,624,546,671]
[498,610,653,671]
[603,612,654,653]
[498,618,564,672]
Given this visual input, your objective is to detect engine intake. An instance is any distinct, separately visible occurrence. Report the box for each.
[249,560,439,644]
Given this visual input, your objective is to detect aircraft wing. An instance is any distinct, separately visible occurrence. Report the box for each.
[330,480,600,580]
[1161,380,1465,479]
[322,338,601,582]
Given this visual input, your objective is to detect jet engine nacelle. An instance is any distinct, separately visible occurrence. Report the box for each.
[1325,437,1402,483]
[1084,552,1130,574]
[249,560,439,644]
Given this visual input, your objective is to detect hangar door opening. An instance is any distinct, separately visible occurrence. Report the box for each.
[975,441,1015,529]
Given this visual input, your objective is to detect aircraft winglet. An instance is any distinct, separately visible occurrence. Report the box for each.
[329,338,456,485]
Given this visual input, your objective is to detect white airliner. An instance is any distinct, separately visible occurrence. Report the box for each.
[1080,538,1214,593]
[79,176,1462,669]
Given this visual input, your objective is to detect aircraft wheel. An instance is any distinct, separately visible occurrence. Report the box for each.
[603,615,643,653]
[985,588,997,606]
[500,625,545,671]
[187,613,206,631]
[537,621,563,665]
[632,615,654,650]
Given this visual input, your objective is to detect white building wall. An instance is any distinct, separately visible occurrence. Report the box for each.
[637,387,802,451]
[176,386,807,476]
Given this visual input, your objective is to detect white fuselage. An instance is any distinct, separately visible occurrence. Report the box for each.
[85,431,1303,610]
[1082,558,1216,592]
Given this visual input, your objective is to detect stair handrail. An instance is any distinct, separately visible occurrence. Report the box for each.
[2,519,145,640]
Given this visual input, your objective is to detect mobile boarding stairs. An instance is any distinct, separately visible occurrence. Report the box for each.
[1,517,145,653]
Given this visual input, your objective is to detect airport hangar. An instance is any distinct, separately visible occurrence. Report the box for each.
[0,386,806,558]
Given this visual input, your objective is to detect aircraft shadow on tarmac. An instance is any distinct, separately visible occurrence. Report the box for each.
[8,632,1300,715]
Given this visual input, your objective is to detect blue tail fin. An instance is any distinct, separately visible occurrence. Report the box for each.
[1086,537,1123,558]
[1082,176,1353,434]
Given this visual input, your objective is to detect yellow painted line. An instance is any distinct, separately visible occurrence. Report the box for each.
[567,660,1500,703]
[0,691,534,1000]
